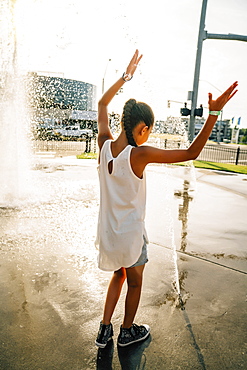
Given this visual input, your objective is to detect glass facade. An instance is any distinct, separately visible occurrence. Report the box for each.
[29,74,96,111]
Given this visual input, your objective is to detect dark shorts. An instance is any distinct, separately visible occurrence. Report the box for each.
[129,237,148,268]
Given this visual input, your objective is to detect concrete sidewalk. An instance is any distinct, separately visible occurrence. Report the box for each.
[0,158,246,369]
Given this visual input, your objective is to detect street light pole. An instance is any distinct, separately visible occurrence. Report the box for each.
[188,0,247,143]
[188,0,208,143]
[102,59,111,94]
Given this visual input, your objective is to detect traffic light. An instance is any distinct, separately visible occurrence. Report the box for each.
[194,104,203,117]
[167,100,170,108]
[180,103,191,116]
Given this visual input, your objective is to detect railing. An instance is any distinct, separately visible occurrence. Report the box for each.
[32,137,97,154]
[147,137,186,149]
[198,144,247,165]
[148,138,247,165]
[33,138,247,165]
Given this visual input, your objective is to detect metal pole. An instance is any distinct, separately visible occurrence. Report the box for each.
[235,146,240,165]
[206,32,247,42]
[188,3,247,143]
[102,59,111,94]
[188,0,208,142]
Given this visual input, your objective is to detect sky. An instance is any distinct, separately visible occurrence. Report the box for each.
[13,0,247,127]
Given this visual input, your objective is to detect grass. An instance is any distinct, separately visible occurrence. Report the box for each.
[76,152,98,159]
[76,152,247,175]
[173,160,247,175]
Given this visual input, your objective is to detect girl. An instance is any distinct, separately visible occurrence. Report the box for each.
[95,50,238,348]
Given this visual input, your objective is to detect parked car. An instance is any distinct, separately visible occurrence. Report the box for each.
[54,125,93,140]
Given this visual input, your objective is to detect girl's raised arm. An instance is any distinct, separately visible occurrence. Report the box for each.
[138,81,238,166]
[97,50,142,150]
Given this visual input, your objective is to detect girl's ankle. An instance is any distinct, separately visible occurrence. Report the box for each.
[102,320,111,326]
[121,324,132,329]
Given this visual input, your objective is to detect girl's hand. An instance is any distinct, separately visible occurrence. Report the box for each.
[125,49,143,78]
[208,81,238,111]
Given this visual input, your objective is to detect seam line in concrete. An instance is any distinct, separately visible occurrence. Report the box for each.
[151,242,247,275]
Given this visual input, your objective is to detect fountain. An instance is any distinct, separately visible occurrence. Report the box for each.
[0,0,32,207]
[0,5,101,365]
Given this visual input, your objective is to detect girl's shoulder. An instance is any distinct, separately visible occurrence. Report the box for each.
[130,146,151,179]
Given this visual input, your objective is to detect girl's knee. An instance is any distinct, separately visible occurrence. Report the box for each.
[114,267,127,281]
[127,273,143,288]
[126,265,145,288]
[127,280,142,289]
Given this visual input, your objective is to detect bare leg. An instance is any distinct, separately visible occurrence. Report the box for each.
[102,267,127,325]
[122,264,145,328]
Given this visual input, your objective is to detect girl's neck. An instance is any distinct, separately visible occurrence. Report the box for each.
[111,131,129,158]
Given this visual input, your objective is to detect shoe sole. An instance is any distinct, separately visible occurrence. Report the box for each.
[117,328,150,347]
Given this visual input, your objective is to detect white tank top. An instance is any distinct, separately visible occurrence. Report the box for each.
[95,139,148,271]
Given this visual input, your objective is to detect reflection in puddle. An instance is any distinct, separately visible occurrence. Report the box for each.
[96,336,152,370]
[165,176,194,309]
[97,339,114,369]
[174,179,193,252]
[118,335,152,370]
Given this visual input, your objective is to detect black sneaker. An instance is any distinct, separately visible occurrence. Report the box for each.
[95,322,114,348]
[117,323,150,347]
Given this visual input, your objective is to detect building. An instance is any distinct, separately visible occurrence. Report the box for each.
[28,73,97,133]
[209,119,231,142]
[154,116,232,143]
[191,118,231,142]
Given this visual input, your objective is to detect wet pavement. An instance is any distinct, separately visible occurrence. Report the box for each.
[0,156,246,369]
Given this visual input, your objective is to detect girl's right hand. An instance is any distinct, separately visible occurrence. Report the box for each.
[208,81,238,112]
[125,50,143,78]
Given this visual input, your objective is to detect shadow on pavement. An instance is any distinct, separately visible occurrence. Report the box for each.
[96,339,114,370]
[96,335,152,370]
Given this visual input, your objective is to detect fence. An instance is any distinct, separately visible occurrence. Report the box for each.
[147,137,186,149]
[197,144,247,165]
[33,138,247,165]
[32,138,97,154]
[148,138,247,165]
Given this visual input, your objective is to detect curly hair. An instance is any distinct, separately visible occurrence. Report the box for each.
[122,99,154,147]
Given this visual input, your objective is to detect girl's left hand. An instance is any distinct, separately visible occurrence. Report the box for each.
[125,49,143,78]
[208,81,238,112]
